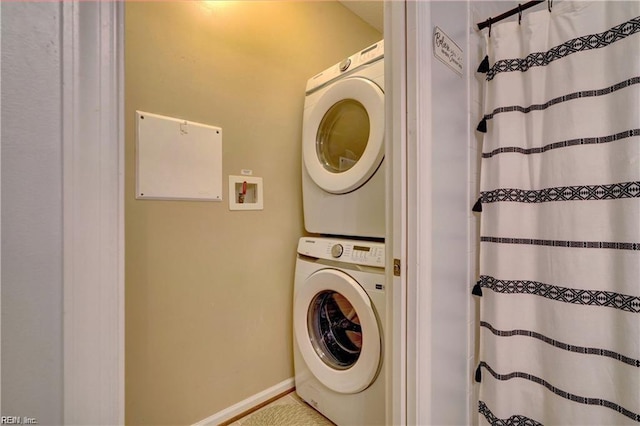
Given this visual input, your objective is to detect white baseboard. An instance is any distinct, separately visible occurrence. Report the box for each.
[192,377,295,425]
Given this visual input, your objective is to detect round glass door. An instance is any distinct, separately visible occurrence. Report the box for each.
[308,290,363,370]
[303,77,384,194]
[293,268,381,394]
[316,100,370,173]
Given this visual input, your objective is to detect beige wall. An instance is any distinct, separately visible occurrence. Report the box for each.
[125,2,381,424]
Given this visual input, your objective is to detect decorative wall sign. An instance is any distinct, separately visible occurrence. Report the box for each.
[433,26,463,76]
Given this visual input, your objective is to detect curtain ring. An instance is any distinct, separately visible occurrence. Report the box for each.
[518,4,522,25]
[488,17,492,37]
[548,0,553,12]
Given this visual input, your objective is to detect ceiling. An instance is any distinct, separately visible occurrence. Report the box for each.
[338,1,384,33]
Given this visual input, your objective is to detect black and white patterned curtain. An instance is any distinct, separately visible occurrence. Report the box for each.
[475,2,640,424]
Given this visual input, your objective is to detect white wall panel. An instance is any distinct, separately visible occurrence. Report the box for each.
[1,3,64,423]
[409,1,471,424]
[429,2,472,424]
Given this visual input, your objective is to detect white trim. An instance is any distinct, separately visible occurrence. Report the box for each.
[406,1,434,425]
[62,1,124,424]
[192,378,295,426]
[0,3,3,412]
[116,2,126,418]
[385,1,408,425]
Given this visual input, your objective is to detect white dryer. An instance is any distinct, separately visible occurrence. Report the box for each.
[293,237,386,425]
[302,40,385,239]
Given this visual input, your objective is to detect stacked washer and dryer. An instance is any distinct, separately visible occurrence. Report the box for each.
[293,40,387,425]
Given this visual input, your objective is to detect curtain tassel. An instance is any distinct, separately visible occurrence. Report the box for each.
[472,198,482,212]
[475,364,482,383]
[476,117,488,133]
[472,281,483,297]
[477,55,490,73]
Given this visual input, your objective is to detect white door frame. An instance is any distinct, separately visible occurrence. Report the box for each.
[385,1,408,425]
[405,2,434,423]
[387,1,435,425]
[58,1,414,423]
[62,1,124,424]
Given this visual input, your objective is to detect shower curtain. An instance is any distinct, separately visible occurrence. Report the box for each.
[475,2,640,424]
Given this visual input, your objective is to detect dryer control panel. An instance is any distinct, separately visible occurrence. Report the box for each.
[306,40,384,94]
[297,237,385,268]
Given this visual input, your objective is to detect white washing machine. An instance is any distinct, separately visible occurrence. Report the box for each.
[302,40,385,239]
[293,237,386,425]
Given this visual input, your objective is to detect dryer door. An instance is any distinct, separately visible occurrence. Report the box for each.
[294,268,381,394]
[303,77,384,194]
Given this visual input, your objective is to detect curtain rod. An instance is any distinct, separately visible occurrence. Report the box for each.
[477,0,546,30]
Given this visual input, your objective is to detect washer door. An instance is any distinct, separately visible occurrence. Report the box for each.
[294,269,381,394]
[303,77,384,194]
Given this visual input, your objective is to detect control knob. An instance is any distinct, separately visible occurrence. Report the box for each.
[331,244,344,258]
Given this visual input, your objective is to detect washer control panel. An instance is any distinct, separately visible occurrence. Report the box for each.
[298,237,385,268]
[331,244,344,258]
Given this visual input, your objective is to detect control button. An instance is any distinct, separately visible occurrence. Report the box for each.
[339,58,351,72]
[331,244,344,258]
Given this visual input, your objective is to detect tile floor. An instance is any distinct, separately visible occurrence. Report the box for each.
[229,390,334,425]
